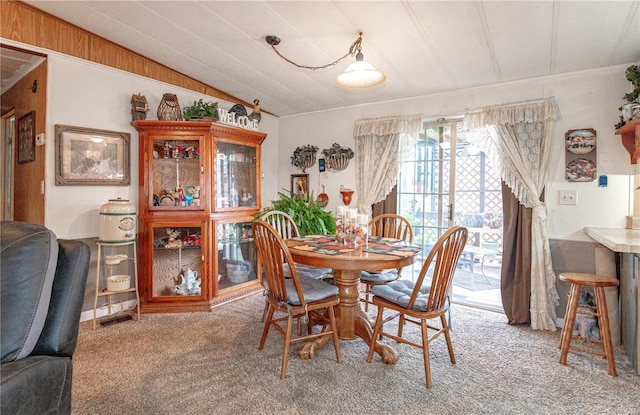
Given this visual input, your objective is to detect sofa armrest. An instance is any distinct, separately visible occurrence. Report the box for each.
[1,355,72,414]
[32,239,90,357]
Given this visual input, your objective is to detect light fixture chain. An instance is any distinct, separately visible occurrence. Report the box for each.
[269,33,363,71]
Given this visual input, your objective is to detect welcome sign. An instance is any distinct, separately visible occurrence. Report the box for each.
[217,108,259,131]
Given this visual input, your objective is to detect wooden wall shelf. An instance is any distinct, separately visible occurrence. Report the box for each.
[615,119,640,164]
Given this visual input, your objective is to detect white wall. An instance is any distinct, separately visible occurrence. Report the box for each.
[277,65,636,241]
[4,38,635,241]
[41,51,278,239]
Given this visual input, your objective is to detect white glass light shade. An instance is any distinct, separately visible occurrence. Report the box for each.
[334,57,386,89]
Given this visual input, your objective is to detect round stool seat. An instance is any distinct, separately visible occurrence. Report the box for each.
[558,272,618,376]
[559,272,619,287]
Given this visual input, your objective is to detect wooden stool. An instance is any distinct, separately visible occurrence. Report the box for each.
[558,272,619,376]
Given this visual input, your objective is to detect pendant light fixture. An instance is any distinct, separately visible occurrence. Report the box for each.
[265,32,386,89]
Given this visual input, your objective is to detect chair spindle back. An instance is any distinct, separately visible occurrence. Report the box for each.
[261,211,299,239]
[411,226,468,312]
[369,214,414,243]
[252,220,306,307]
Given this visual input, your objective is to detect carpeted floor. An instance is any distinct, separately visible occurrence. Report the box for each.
[72,294,640,415]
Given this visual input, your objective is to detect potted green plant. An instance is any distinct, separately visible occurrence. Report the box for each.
[291,145,318,173]
[257,191,335,236]
[623,64,640,104]
[322,143,354,171]
[619,65,640,122]
[183,99,219,120]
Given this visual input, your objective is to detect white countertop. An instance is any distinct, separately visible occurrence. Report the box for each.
[583,227,640,253]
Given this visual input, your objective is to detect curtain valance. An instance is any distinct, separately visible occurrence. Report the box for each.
[353,115,422,137]
[464,97,561,131]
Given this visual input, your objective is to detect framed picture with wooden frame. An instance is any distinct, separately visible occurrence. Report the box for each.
[17,111,36,163]
[291,174,309,199]
[54,124,130,186]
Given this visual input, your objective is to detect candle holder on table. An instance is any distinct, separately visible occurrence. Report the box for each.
[355,214,369,246]
[343,208,358,246]
[335,206,346,244]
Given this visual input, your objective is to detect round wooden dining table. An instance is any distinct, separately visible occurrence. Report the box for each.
[285,236,419,364]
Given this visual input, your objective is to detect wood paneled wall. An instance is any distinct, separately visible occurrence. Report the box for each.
[1,0,250,107]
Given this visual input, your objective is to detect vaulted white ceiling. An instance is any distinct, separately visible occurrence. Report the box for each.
[14,1,640,116]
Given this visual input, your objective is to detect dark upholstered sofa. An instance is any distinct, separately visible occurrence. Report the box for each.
[1,221,90,414]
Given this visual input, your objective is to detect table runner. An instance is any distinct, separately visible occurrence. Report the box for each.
[288,235,422,257]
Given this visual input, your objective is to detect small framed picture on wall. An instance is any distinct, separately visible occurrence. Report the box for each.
[17,111,36,164]
[291,174,309,199]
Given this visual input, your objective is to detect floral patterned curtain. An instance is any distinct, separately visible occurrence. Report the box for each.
[353,115,421,215]
[464,97,562,331]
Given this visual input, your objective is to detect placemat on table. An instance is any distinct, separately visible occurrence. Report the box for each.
[365,239,422,257]
[367,236,407,245]
[289,235,336,243]
[291,242,357,255]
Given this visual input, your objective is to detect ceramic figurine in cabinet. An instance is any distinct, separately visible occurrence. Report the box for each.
[175,268,201,295]
[164,228,183,249]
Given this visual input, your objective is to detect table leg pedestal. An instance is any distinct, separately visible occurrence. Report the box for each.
[354,307,398,364]
[298,269,398,364]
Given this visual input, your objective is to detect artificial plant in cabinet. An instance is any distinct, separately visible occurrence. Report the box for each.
[133,120,211,312]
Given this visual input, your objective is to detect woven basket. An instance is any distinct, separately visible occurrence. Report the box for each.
[157,93,183,121]
[327,155,350,171]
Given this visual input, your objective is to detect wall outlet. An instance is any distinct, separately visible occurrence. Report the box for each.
[559,190,577,205]
[35,133,46,146]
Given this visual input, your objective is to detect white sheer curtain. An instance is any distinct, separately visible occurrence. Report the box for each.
[464,97,561,331]
[353,115,422,215]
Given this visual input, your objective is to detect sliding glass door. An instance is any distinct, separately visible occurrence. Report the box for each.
[397,119,503,311]
[398,120,457,254]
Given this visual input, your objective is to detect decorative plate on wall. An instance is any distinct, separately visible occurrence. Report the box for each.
[566,157,597,182]
[565,129,596,155]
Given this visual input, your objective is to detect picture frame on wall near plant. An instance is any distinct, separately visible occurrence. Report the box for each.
[17,111,36,164]
[291,174,309,199]
[54,124,130,186]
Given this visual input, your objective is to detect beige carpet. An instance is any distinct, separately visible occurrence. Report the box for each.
[72,294,640,415]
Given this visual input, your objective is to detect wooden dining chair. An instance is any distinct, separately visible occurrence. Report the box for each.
[261,210,332,278]
[252,220,341,379]
[360,213,414,311]
[366,226,468,388]
[259,211,332,323]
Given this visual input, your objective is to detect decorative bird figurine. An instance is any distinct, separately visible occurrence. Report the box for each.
[248,99,261,124]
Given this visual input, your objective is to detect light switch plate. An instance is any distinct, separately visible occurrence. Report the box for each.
[559,190,577,205]
[35,133,46,146]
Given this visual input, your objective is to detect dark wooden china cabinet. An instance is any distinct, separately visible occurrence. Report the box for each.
[132,120,266,312]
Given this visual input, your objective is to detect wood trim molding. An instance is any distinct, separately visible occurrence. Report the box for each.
[1,0,252,108]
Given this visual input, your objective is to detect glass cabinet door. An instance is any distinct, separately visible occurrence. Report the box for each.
[215,142,257,210]
[151,224,204,298]
[216,220,257,292]
[151,136,203,210]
